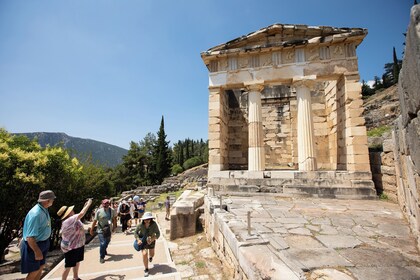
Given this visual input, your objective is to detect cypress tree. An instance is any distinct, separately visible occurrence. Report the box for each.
[150,116,172,184]
[393,47,400,84]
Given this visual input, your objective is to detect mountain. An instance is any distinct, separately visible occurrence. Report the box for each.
[14,132,128,168]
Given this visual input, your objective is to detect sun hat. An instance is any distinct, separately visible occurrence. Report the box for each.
[141,212,154,220]
[128,198,133,202]
[57,205,74,220]
[38,190,56,202]
[133,195,140,202]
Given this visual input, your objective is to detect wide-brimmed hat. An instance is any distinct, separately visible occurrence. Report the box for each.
[141,212,154,220]
[57,205,74,220]
[38,190,56,202]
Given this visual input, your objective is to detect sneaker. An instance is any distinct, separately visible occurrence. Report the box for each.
[149,257,153,262]
[100,258,105,264]
[144,268,149,277]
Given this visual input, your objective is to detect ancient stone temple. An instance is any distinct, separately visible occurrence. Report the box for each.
[201,23,376,198]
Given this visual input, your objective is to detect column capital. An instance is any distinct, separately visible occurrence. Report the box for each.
[292,75,317,90]
[244,81,264,92]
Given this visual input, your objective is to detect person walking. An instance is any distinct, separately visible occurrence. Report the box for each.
[134,212,160,277]
[57,198,92,280]
[165,196,171,220]
[89,199,116,264]
[20,190,56,280]
[132,195,140,226]
[128,198,135,229]
[119,200,131,234]
[137,198,146,219]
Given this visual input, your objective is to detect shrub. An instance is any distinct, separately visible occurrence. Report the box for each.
[367,126,391,137]
[171,164,183,175]
[183,156,203,170]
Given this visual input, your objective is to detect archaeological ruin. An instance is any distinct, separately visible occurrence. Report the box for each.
[201,23,376,198]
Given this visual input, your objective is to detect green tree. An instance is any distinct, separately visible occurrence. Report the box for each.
[392,47,401,84]
[121,141,147,188]
[0,129,85,259]
[372,76,383,91]
[150,116,172,184]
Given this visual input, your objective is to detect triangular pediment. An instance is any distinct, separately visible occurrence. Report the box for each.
[202,23,367,56]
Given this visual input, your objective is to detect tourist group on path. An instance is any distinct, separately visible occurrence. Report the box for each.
[20,190,162,280]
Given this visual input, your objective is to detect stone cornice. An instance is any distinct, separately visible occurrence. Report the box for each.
[201,23,367,60]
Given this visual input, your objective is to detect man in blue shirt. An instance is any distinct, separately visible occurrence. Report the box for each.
[20,190,56,280]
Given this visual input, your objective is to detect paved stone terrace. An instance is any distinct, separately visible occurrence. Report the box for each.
[207,195,420,279]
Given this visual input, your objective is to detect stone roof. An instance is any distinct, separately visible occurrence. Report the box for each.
[201,23,367,57]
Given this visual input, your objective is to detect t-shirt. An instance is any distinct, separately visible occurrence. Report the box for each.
[165,200,170,209]
[22,204,51,242]
[137,201,146,213]
[94,207,115,233]
[60,214,85,253]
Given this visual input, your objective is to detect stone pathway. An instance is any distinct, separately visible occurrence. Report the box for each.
[207,195,420,280]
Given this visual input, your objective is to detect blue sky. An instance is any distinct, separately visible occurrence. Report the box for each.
[0,0,412,149]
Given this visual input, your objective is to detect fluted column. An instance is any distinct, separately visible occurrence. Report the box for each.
[246,83,265,171]
[295,82,317,171]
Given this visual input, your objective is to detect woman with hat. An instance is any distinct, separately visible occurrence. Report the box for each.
[134,212,160,277]
[57,198,92,280]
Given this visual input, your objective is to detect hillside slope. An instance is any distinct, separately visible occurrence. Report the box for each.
[363,84,400,130]
[15,132,127,167]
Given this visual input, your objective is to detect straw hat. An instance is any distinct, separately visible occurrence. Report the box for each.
[57,205,74,220]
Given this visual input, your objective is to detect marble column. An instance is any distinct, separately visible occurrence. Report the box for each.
[246,84,265,171]
[295,82,317,171]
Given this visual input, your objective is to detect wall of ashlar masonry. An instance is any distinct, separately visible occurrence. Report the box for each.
[226,89,248,170]
[311,87,331,170]
[219,83,337,171]
[325,80,339,170]
[343,75,371,172]
[334,74,370,172]
[208,87,229,171]
[261,85,295,169]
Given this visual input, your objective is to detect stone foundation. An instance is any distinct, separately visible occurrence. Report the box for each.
[208,170,376,199]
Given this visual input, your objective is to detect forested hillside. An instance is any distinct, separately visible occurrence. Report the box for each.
[15,132,128,167]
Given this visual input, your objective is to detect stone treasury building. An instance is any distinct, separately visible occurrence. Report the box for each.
[201,23,376,198]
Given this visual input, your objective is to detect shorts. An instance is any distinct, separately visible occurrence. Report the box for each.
[20,239,50,274]
[134,212,139,219]
[143,241,156,250]
[64,246,85,268]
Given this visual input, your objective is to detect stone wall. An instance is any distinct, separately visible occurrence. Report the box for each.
[223,84,342,171]
[393,5,420,250]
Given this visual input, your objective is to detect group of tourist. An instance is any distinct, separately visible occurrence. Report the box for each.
[20,190,165,279]
[116,196,148,234]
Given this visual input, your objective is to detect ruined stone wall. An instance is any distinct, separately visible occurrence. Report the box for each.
[381,139,398,201]
[393,5,420,250]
